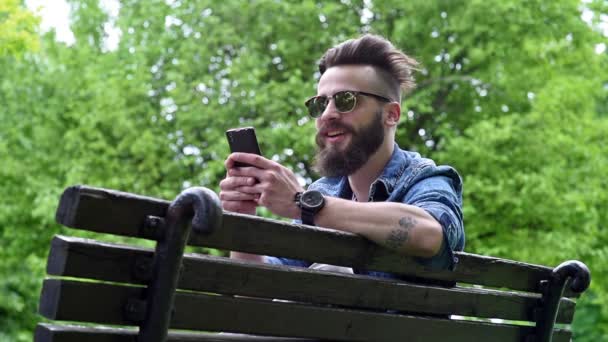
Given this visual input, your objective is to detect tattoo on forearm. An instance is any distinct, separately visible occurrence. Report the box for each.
[385,217,417,250]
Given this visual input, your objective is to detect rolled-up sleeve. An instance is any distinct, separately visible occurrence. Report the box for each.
[265,256,311,267]
[403,173,464,270]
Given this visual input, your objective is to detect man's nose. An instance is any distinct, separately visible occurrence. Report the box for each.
[318,100,340,122]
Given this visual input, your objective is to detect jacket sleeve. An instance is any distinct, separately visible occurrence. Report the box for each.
[403,171,465,270]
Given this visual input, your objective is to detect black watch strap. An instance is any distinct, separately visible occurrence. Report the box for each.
[301,208,316,226]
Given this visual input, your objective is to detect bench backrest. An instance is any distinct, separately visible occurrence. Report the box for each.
[37,185,589,342]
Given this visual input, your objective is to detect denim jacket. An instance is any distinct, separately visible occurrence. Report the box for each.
[266,143,464,279]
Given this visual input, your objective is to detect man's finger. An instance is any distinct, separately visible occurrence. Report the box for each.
[228,166,265,180]
[224,157,234,169]
[232,184,263,195]
[220,176,256,190]
[228,153,277,170]
[220,191,258,201]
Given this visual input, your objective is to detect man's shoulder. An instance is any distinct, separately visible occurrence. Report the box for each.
[396,148,435,169]
[386,147,440,181]
[393,147,462,191]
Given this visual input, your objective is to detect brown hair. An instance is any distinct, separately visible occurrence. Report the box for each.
[318,34,419,99]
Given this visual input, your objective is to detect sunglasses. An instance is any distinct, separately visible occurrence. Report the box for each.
[304,90,392,118]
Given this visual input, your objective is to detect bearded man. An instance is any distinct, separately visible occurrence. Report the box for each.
[219,34,464,275]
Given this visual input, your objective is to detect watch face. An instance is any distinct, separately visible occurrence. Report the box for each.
[302,190,324,208]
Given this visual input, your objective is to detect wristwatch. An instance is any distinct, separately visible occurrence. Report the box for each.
[295,190,326,226]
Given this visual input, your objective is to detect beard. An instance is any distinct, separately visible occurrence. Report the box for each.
[313,109,385,177]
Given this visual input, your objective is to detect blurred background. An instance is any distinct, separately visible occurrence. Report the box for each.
[1,0,607,340]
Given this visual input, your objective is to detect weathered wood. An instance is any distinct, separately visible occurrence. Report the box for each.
[39,279,142,327]
[54,185,577,296]
[39,279,572,342]
[35,324,138,342]
[35,323,315,342]
[56,185,168,237]
[47,235,576,324]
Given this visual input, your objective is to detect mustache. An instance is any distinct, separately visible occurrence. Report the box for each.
[316,123,354,148]
[317,123,355,138]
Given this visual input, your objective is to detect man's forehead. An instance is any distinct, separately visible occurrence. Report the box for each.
[317,65,397,99]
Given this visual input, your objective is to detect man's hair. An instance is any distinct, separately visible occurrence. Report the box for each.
[318,34,419,99]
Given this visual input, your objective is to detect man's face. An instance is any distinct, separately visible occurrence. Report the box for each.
[313,65,389,177]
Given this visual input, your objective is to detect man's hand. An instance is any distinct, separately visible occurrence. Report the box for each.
[219,166,258,215]
[224,153,304,219]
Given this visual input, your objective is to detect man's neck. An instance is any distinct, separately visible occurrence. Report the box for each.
[348,140,394,202]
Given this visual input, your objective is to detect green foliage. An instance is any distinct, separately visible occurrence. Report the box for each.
[437,80,608,337]
[1,0,607,340]
[0,0,40,58]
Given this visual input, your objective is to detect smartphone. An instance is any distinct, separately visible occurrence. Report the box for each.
[226,127,262,167]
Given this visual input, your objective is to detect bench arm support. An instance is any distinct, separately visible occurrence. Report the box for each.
[139,187,222,342]
[535,260,590,342]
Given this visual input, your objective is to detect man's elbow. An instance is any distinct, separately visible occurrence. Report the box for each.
[417,221,444,258]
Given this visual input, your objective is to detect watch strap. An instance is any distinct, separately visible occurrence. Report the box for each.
[301,208,316,226]
[294,192,303,204]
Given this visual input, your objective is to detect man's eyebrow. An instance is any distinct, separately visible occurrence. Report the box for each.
[318,89,359,96]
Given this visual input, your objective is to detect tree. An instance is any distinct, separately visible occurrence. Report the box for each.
[1,0,606,340]
[437,79,608,340]
[0,0,40,58]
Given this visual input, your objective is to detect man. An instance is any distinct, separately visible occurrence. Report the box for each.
[220,34,464,274]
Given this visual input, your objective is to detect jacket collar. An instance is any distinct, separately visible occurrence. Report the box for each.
[334,143,407,200]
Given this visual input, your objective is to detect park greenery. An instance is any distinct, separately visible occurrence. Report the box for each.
[1,0,607,340]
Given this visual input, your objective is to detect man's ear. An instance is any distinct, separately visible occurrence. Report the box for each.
[384,102,401,126]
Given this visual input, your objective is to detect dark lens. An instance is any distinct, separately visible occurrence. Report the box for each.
[334,91,357,113]
[306,96,328,118]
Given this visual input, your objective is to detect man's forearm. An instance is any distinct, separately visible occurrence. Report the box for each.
[314,197,444,257]
[230,251,266,263]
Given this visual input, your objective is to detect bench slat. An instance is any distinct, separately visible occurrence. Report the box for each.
[35,323,316,342]
[35,323,316,341]
[47,235,576,324]
[55,185,577,296]
[39,279,572,342]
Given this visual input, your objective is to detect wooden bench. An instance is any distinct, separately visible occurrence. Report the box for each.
[36,185,591,342]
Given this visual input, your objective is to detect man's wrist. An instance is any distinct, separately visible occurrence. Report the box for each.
[291,203,302,220]
[295,190,326,225]
[293,191,303,220]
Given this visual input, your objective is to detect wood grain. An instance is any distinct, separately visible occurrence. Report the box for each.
[35,323,316,342]
[54,185,580,296]
[47,235,576,324]
[38,279,572,342]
